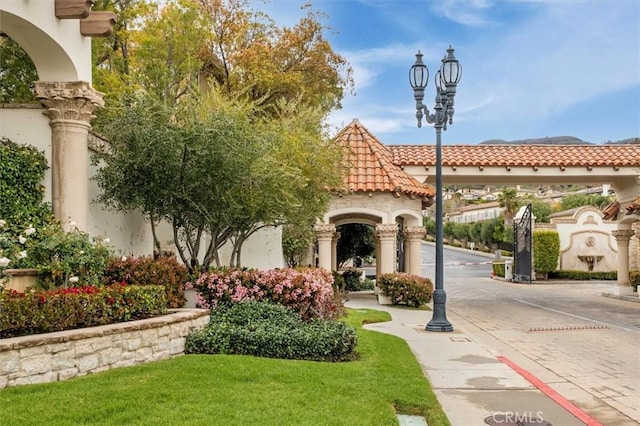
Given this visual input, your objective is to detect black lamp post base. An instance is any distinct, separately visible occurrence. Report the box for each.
[426,320,454,332]
[426,289,453,332]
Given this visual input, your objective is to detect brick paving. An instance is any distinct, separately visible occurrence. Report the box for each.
[445,279,640,425]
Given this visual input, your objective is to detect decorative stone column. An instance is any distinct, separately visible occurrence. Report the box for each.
[376,224,397,275]
[374,234,381,286]
[314,223,336,272]
[34,81,104,232]
[612,229,635,295]
[404,226,426,275]
[331,231,340,271]
[630,223,640,272]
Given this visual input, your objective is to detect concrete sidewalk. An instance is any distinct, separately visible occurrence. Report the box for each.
[345,291,595,426]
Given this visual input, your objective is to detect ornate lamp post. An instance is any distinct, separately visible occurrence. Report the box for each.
[409,46,461,332]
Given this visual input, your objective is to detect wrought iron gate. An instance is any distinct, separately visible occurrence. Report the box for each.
[513,203,532,283]
[396,220,405,272]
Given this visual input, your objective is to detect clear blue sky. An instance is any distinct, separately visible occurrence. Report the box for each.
[259,0,640,145]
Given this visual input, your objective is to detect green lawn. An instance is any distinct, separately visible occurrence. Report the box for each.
[0,308,450,426]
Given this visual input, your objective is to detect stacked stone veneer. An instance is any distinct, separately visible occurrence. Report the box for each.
[0,309,209,389]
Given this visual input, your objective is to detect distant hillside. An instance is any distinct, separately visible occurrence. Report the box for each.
[478,136,640,145]
[604,138,640,145]
[479,136,592,145]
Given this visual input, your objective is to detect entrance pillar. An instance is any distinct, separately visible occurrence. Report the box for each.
[314,223,336,271]
[612,229,635,296]
[404,226,426,275]
[331,231,340,271]
[34,81,104,232]
[376,224,397,275]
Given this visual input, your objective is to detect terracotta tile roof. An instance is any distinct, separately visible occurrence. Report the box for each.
[389,144,640,167]
[334,119,434,198]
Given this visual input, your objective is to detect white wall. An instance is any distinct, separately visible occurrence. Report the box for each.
[1,106,153,257]
[552,207,618,272]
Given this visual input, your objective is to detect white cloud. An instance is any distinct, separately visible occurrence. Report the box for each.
[432,0,495,26]
[451,1,640,126]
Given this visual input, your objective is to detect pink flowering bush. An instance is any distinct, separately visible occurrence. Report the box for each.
[186,267,344,321]
[377,273,434,307]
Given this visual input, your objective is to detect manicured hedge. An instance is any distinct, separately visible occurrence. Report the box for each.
[102,255,188,308]
[548,270,617,281]
[0,284,166,338]
[185,301,358,362]
[533,230,560,275]
[377,273,433,307]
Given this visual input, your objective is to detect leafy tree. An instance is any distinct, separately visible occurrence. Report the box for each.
[422,216,435,238]
[469,222,483,245]
[497,187,519,227]
[91,0,353,123]
[452,223,470,244]
[94,89,342,271]
[555,193,612,212]
[195,0,353,114]
[0,35,38,104]
[282,222,315,268]
[336,224,375,269]
[527,198,552,223]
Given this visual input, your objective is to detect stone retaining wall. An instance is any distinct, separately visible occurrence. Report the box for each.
[0,309,209,389]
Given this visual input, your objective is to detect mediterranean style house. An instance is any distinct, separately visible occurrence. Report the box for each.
[2,1,639,297]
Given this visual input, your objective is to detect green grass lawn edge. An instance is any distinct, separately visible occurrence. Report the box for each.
[0,308,450,426]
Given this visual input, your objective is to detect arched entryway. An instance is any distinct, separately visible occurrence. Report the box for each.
[314,119,431,276]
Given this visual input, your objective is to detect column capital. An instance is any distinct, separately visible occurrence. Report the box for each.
[612,229,635,243]
[34,81,104,123]
[404,226,426,241]
[376,223,397,240]
[313,223,336,239]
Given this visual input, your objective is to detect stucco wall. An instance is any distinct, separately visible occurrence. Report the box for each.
[551,207,618,272]
[0,309,210,389]
[0,106,153,257]
[327,192,424,226]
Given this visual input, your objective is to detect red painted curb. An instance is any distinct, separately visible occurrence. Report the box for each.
[496,355,604,426]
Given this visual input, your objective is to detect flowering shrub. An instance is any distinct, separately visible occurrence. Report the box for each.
[0,284,166,338]
[377,273,434,307]
[0,221,36,276]
[187,267,344,321]
[102,255,188,308]
[185,301,358,362]
[25,222,113,288]
[1,220,113,289]
[0,138,53,284]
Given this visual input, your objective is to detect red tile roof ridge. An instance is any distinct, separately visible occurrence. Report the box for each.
[334,119,434,198]
[388,144,640,167]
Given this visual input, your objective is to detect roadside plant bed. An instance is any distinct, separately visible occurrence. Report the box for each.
[548,270,617,281]
[186,301,357,362]
[377,273,434,307]
[186,267,344,321]
[0,284,166,338]
[492,261,506,277]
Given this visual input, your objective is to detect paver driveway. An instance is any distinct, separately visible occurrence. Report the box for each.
[443,277,639,425]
